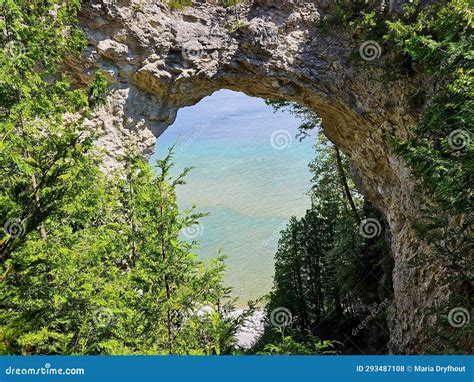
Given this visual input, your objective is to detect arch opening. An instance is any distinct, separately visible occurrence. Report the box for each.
[152,89,318,305]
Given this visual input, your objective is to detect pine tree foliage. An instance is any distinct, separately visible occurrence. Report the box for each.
[257,104,393,354]
[383,0,473,351]
[0,0,240,355]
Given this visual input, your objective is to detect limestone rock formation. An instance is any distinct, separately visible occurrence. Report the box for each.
[71,0,447,353]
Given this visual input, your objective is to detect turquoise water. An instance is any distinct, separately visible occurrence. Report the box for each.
[151,90,316,306]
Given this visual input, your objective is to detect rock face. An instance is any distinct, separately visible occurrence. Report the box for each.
[73,0,447,353]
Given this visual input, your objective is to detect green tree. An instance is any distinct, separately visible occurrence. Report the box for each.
[258,103,392,354]
[0,0,106,262]
[0,1,240,355]
[384,0,473,352]
[112,145,240,355]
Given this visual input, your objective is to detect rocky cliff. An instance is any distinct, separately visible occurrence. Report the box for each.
[71,0,449,353]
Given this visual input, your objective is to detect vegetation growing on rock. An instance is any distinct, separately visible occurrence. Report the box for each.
[0,0,471,355]
[0,0,241,355]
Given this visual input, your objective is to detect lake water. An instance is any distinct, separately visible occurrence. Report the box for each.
[151,90,316,306]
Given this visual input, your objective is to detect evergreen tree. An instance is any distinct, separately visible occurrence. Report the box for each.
[0,1,240,355]
[258,106,392,354]
[113,145,239,355]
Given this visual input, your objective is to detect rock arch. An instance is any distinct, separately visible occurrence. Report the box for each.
[72,0,444,353]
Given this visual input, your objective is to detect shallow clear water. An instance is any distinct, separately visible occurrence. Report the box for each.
[151,90,316,306]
